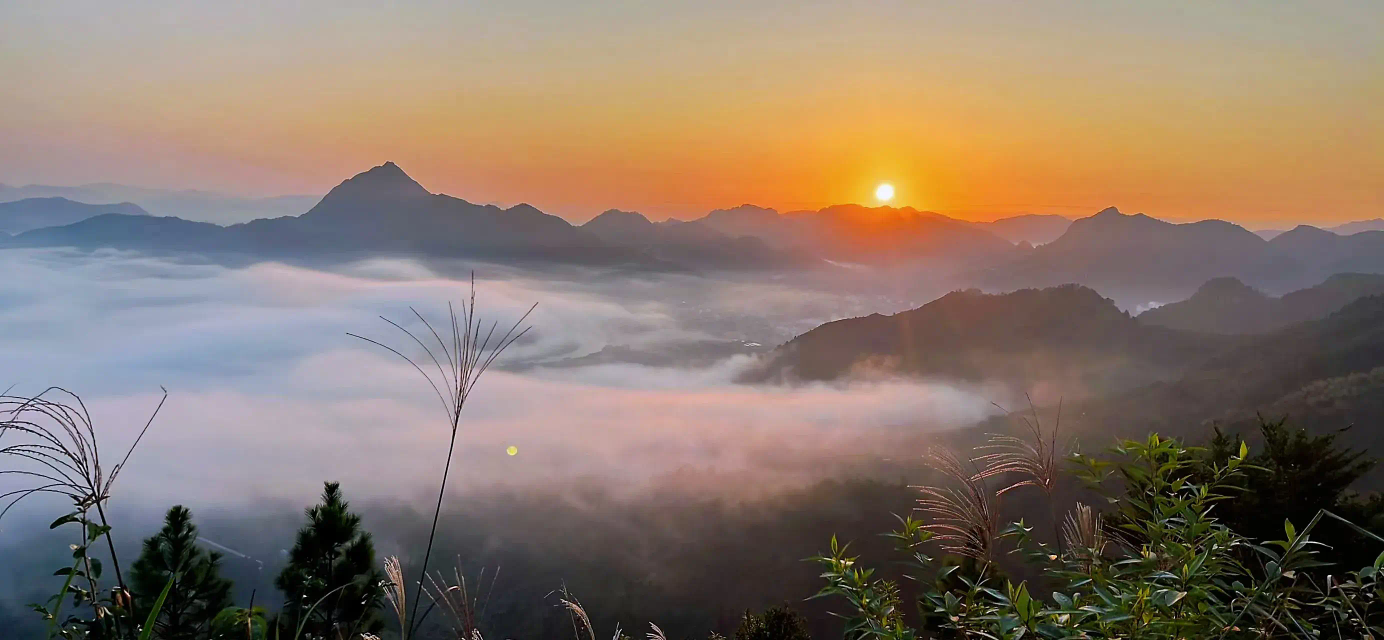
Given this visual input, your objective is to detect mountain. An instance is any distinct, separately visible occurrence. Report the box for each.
[4,163,664,268]
[0,197,148,234]
[1330,219,1384,235]
[693,204,1016,269]
[1267,225,1384,277]
[1139,273,1384,334]
[976,207,1300,305]
[580,209,819,269]
[1256,221,1384,240]
[743,285,1222,395]
[11,213,227,251]
[0,183,317,225]
[973,214,1071,245]
[1065,295,1384,460]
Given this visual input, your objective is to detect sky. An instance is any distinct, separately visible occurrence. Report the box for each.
[2,0,1381,226]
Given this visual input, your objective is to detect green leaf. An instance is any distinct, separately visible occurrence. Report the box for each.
[137,572,178,640]
[86,522,111,541]
[49,513,80,530]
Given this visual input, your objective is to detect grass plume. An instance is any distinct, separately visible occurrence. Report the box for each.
[915,447,1000,562]
[348,275,533,637]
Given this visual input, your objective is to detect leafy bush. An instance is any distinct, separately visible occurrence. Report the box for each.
[814,433,1384,639]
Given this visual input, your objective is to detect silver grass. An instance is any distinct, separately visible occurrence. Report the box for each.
[350,274,533,635]
[916,447,1000,562]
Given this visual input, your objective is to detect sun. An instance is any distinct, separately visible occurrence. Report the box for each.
[874,183,895,203]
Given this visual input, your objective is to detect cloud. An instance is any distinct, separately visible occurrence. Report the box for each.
[0,247,1014,635]
[0,248,998,513]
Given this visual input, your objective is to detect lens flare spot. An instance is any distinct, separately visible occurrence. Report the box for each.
[506,445,519,456]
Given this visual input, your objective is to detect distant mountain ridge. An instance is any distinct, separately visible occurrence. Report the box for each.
[972,214,1071,245]
[580,209,817,269]
[5,163,665,268]
[1330,219,1384,235]
[1267,225,1384,277]
[0,182,317,225]
[690,203,1017,269]
[1139,273,1384,334]
[8,165,1382,291]
[744,284,1221,395]
[753,281,1384,484]
[1065,294,1384,458]
[0,197,148,234]
[977,207,1384,304]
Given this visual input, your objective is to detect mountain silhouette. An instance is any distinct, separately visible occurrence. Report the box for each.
[1330,219,1384,235]
[744,284,1219,394]
[581,209,818,269]
[0,197,148,234]
[1267,225,1384,277]
[0,183,316,225]
[973,214,1071,245]
[4,163,665,268]
[1067,294,1384,459]
[691,203,1015,268]
[1139,273,1384,334]
[977,207,1301,303]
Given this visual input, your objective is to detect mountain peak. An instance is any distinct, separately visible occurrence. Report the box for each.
[585,209,653,227]
[325,162,430,201]
[1093,206,1123,217]
[709,204,779,217]
[1193,276,1264,299]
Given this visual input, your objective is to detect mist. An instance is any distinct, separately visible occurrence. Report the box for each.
[0,248,1007,635]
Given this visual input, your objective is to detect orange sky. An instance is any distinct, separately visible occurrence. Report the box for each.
[2,1,1380,227]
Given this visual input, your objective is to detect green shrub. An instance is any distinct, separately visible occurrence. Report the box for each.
[815,434,1384,639]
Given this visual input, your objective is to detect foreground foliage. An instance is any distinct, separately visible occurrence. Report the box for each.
[275,482,385,639]
[129,506,233,639]
[814,432,1384,639]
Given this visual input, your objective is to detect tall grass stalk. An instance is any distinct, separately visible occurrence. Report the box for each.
[915,447,1000,562]
[974,396,1069,552]
[422,559,500,639]
[1,386,167,636]
[349,276,533,638]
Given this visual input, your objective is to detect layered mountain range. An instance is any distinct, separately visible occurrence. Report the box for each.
[0,197,148,234]
[1138,273,1384,334]
[753,280,1384,475]
[4,163,1382,303]
[743,285,1224,395]
[0,182,317,225]
[975,208,1384,302]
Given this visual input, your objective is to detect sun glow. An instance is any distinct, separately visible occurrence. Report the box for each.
[874,183,895,203]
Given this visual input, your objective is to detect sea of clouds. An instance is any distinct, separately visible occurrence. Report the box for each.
[0,248,1003,513]
[0,247,1019,627]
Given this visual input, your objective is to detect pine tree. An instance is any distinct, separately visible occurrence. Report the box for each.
[128,505,234,640]
[275,482,384,639]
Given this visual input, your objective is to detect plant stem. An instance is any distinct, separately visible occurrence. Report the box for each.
[94,500,130,638]
[409,424,460,637]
